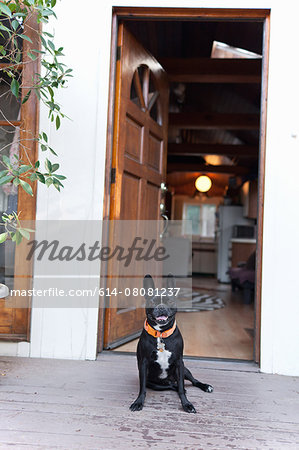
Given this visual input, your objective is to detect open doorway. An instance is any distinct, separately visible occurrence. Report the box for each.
[103,8,269,363]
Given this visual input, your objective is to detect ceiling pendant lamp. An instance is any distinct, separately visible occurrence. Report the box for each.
[195,175,212,193]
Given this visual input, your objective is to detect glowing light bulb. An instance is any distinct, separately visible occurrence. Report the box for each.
[195,175,212,193]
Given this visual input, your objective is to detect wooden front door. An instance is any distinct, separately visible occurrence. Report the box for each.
[104,24,169,348]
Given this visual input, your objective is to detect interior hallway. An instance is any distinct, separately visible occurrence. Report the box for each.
[113,277,254,360]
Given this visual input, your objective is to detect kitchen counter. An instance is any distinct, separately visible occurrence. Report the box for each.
[231,238,256,244]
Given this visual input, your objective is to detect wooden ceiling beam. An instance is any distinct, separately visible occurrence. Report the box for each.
[161,58,261,83]
[167,163,250,175]
[114,7,270,20]
[169,112,260,130]
[168,143,258,157]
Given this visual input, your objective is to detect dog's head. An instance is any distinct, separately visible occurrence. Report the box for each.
[143,274,177,329]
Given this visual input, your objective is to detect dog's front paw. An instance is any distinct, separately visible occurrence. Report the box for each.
[182,401,196,413]
[204,384,214,393]
[130,398,144,412]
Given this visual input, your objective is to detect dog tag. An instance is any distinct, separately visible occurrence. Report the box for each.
[157,338,165,352]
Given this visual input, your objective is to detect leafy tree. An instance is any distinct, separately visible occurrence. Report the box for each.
[0,0,71,243]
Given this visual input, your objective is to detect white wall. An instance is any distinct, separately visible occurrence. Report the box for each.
[259,4,299,376]
[1,0,299,374]
[28,2,113,360]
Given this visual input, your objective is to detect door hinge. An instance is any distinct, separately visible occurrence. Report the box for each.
[110,167,116,185]
[116,46,122,61]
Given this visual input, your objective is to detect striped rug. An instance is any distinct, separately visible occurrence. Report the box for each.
[176,288,225,312]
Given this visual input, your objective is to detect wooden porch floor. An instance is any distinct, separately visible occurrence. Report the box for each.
[0,353,299,449]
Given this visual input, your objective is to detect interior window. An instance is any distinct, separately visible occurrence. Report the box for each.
[183,203,216,238]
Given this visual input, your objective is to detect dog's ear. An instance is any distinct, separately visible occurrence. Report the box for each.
[166,273,176,290]
[143,274,155,300]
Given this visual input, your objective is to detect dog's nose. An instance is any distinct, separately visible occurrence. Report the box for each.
[156,304,167,313]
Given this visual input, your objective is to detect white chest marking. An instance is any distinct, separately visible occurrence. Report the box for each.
[156,338,172,379]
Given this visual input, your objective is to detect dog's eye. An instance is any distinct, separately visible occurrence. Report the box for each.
[146,297,159,307]
[168,300,176,307]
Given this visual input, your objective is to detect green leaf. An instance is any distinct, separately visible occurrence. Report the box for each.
[22,89,31,104]
[27,52,38,61]
[34,88,41,100]
[45,177,53,187]
[19,34,33,43]
[11,78,19,98]
[11,20,19,31]
[0,24,11,32]
[45,159,52,172]
[56,115,60,130]
[0,3,12,17]
[49,147,58,156]
[18,165,31,174]
[13,177,20,186]
[53,181,61,191]
[13,12,27,18]
[35,161,40,169]
[19,228,30,240]
[0,170,9,178]
[54,174,66,180]
[47,86,54,98]
[2,155,11,166]
[19,179,33,196]
[43,31,54,38]
[42,132,48,143]
[14,230,23,245]
[36,172,45,183]
[0,45,6,56]
[0,232,8,244]
[0,175,13,185]
[48,40,55,52]
[31,49,46,55]
[30,173,38,181]
[40,35,47,48]
[51,163,59,173]
[53,177,63,188]
[15,49,22,63]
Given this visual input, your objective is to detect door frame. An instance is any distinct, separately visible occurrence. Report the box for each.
[0,15,40,342]
[100,7,271,364]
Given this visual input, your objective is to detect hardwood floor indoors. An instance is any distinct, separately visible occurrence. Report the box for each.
[113,276,254,360]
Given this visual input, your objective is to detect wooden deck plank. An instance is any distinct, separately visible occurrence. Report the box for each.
[1,410,299,448]
[1,399,299,433]
[0,355,298,449]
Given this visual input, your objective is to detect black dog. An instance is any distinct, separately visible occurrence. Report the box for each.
[130,274,213,413]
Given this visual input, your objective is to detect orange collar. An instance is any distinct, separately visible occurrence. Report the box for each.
[144,319,176,338]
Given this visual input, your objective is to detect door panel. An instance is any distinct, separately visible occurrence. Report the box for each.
[104,24,169,348]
